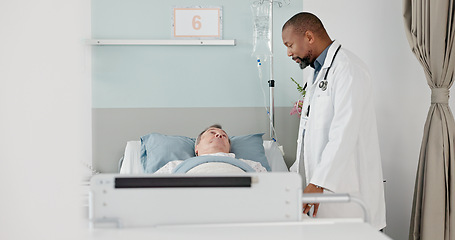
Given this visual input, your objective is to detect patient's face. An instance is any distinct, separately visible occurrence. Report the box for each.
[195,128,230,156]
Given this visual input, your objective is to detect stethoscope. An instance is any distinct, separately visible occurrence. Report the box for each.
[303,44,342,117]
[317,44,342,91]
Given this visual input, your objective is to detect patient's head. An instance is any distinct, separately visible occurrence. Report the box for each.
[195,124,231,156]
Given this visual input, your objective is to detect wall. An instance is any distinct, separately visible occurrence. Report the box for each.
[91,0,304,108]
[0,0,91,239]
[302,0,455,239]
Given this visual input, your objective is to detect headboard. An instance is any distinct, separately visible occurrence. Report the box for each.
[92,107,299,173]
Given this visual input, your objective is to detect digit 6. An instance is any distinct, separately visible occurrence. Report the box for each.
[192,15,201,30]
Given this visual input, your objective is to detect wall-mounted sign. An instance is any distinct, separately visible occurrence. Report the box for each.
[172,7,222,39]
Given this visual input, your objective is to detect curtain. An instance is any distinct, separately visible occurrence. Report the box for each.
[403,0,455,239]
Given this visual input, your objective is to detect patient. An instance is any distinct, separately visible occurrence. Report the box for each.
[155,124,267,173]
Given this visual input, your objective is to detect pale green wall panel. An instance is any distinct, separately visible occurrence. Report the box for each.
[92,0,303,108]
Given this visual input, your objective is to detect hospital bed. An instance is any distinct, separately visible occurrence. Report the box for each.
[86,132,392,239]
[88,172,392,240]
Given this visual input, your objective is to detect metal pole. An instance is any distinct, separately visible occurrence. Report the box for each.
[301,193,370,223]
[269,0,275,140]
[269,80,275,140]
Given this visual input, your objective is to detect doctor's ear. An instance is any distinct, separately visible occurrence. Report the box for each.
[305,31,315,43]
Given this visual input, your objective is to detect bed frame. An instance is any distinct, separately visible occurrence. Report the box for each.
[89,173,302,228]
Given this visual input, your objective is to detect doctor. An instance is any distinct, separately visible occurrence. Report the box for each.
[282,12,386,230]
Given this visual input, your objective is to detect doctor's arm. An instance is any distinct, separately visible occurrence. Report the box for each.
[310,66,365,194]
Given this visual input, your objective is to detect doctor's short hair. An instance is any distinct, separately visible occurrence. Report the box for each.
[195,124,231,146]
[282,12,326,36]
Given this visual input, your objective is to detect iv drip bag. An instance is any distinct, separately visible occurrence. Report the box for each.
[251,0,272,61]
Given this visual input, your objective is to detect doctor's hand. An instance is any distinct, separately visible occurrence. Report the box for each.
[302,183,324,217]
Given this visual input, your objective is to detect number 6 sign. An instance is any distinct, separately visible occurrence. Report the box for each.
[173,7,222,39]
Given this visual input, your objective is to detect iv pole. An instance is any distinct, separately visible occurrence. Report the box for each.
[254,0,288,141]
[268,0,275,141]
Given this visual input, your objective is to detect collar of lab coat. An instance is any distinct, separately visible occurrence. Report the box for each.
[320,40,341,71]
[308,40,341,87]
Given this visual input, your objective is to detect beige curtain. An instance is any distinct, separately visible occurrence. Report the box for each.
[403,0,455,239]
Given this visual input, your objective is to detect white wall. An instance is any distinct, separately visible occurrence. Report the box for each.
[0,1,91,239]
[303,0,455,239]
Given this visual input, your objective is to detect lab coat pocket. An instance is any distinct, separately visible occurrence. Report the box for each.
[311,95,333,130]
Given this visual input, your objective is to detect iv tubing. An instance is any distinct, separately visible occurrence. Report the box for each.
[257,58,277,141]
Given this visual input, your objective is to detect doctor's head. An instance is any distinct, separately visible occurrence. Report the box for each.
[195,124,231,156]
[282,12,332,69]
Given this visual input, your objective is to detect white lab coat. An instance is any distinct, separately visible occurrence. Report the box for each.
[291,41,386,230]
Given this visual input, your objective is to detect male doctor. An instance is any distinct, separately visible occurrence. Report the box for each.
[282,12,386,230]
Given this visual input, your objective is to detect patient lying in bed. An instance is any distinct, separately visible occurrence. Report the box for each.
[155,125,267,174]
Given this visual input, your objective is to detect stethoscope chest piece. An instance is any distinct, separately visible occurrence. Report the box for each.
[317,44,342,92]
[319,80,328,91]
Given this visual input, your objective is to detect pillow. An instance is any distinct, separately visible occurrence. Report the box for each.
[140,132,271,173]
[230,133,271,171]
[141,133,196,173]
